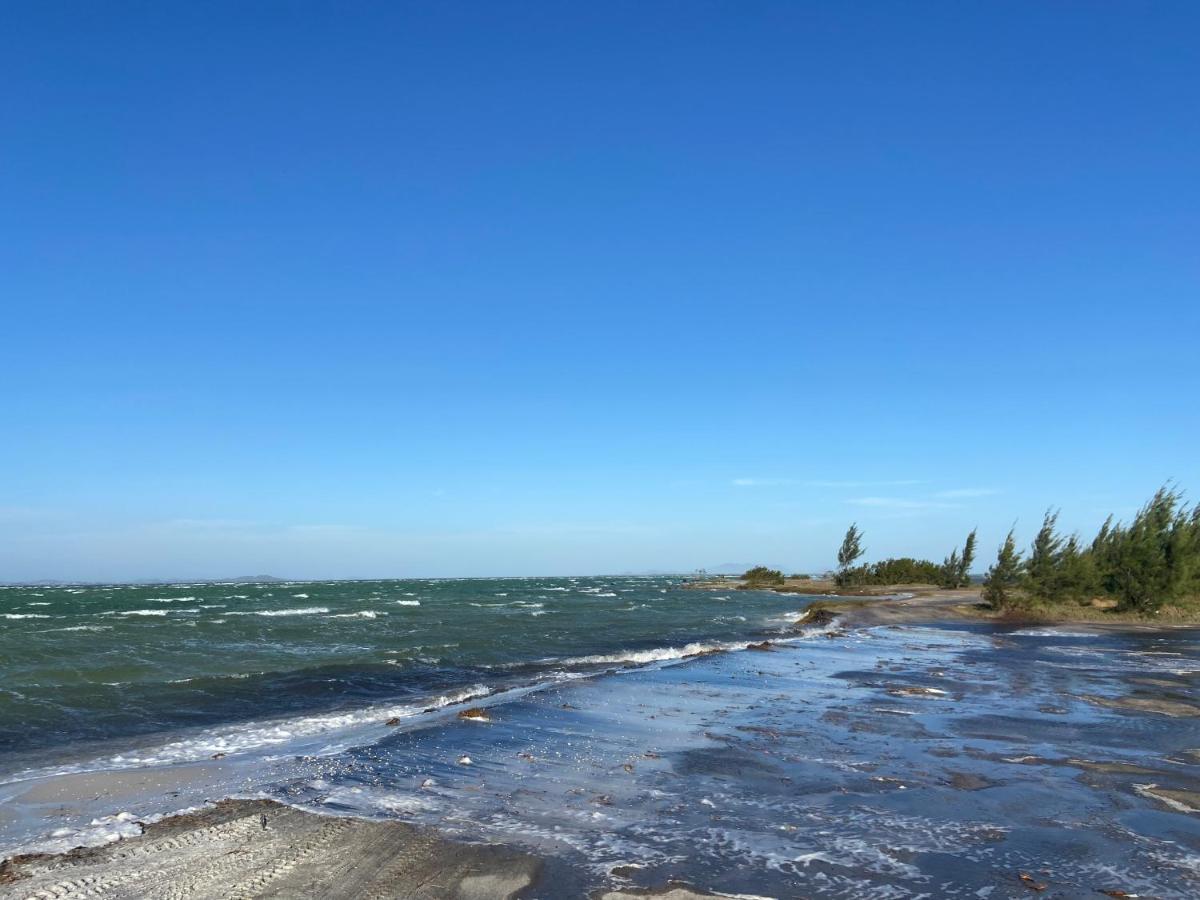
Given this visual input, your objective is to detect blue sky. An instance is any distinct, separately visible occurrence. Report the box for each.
[2,3,1197,580]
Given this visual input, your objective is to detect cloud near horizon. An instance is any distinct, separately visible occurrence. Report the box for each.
[846,497,959,510]
[732,478,923,488]
[933,488,1001,499]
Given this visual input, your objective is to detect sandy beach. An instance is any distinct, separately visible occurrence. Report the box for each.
[1,799,543,899]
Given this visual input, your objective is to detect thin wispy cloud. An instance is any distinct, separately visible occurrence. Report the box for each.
[806,479,923,489]
[732,478,922,488]
[847,497,958,510]
[934,488,1000,499]
[162,518,259,531]
[0,506,62,522]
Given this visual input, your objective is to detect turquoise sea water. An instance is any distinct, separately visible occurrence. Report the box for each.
[0,576,807,764]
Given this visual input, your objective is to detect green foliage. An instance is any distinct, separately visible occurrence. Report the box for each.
[839,557,946,586]
[1025,510,1065,600]
[1091,487,1198,612]
[939,528,978,588]
[1055,534,1099,603]
[835,524,865,586]
[940,548,961,588]
[832,487,1200,614]
[983,529,1024,609]
[742,566,784,586]
[961,529,977,583]
[837,524,865,568]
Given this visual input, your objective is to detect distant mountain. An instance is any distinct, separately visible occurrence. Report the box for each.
[0,575,288,586]
[707,563,756,574]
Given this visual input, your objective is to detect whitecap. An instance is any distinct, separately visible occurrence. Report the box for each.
[1010,628,1101,638]
[227,607,330,617]
[0,684,494,779]
[558,639,749,667]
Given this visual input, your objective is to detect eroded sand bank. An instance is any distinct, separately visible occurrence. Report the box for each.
[0,798,542,899]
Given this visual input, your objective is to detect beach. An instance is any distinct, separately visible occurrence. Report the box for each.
[3,580,1200,898]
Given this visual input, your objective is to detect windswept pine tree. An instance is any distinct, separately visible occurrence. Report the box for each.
[960,528,977,586]
[1055,533,1098,602]
[983,529,1023,609]
[941,548,961,588]
[1025,510,1064,600]
[835,524,864,586]
[1092,487,1198,612]
[941,528,978,588]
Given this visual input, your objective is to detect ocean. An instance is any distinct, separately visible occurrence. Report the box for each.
[0,576,804,772]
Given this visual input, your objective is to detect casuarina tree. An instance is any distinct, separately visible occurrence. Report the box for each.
[836,524,864,585]
[941,528,978,588]
[959,528,977,586]
[1025,510,1064,600]
[983,529,1024,609]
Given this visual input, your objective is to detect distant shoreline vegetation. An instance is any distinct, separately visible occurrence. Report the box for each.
[831,522,977,589]
[737,486,1199,617]
[741,566,785,587]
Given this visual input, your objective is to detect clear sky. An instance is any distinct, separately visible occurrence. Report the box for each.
[2,3,1197,581]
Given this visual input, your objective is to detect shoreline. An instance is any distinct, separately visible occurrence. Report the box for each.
[688,577,1200,631]
[3,593,1199,898]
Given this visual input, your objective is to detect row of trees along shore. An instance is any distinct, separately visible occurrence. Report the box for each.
[824,487,1199,615]
[981,487,1200,614]
[834,523,976,589]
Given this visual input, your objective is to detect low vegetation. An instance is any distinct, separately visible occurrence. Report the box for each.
[834,525,976,588]
[741,566,784,586]
[837,556,944,586]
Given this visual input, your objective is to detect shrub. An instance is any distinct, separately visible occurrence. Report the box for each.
[742,566,784,585]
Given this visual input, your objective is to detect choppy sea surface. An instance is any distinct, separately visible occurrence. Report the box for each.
[3,577,1200,898]
[0,576,801,766]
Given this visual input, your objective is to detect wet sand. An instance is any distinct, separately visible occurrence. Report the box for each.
[3,610,1200,898]
[0,798,543,899]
